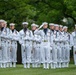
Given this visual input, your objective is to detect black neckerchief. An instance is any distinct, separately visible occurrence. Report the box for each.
[24,28,27,34]
[56,30,59,32]
[55,30,59,37]
[51,29,54,33]
[43,28,48,35]
[1,27,4,32]
[12,29,14,33]
[32,30,35,35]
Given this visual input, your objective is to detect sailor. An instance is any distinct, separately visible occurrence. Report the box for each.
[49,23,55,68]
[0,20,10,68]
[31,23,41,68]
[52,24,60,69]
[63,26,71,67]
[0,20,3,68]
[71,24,76,65]
[58,25,64,68]
[39,22,51,69]
[9,23,19,67]
[19,22,33,68]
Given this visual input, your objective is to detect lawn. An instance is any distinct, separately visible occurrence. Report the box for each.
[0,63,76,75]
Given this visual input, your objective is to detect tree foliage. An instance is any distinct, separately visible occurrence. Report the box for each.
[0,0,76,31]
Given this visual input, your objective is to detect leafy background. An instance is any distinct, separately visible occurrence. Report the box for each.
[0,0,76,31]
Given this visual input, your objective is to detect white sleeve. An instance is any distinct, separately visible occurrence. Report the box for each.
[28,31,33,41]
[34,29,41,35]
[0,37,1,47]
[18,31,24,45]
[70,34,74,46]
[13,31,19,41]
[35,35,41,42]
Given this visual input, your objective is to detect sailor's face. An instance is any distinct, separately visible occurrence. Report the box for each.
[0,22,4,27]
[59,27,63,31]
[0,23,2,28]
[43,24,48,29]
[23,24,28,28]
[55,26,59,30]
[5,24,7,28]
[0,22,2,28]
[64,28,68,32]
[32,26,37,30]
[75,26,76,30]
[50,25,54,30]
[10,25,15,30]
[4,24,7,28]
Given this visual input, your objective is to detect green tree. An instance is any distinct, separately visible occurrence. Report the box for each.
[0,0,76,31]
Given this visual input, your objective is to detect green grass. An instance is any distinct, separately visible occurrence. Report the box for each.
[0,64,76,75]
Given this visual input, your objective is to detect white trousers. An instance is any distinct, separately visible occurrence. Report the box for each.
[57,46,62,63]
[21,44,32,64]
[7,41,11,63]
[10,42,17,63]
[2,41,8,63]
[40,42,50,63]
[65,44,70,63]
[73,46,76,65]
[52,44,58,64]
[0,49,2,63]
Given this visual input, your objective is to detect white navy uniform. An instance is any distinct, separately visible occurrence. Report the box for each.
[9,29,19,67]
[39,29,51,69]
[72,31,76,65]
[49,30,54,68]
[63,32,71,67]
[0,27,10,68]
[32,31,41,68]
[58,31,65,68]
[52,30,60,69]
[19,29,33,68]
[0,30,2,68]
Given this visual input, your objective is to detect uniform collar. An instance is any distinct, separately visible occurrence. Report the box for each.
[1,27,4,31]
[43,28,48,35]
[11,29,15,33]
